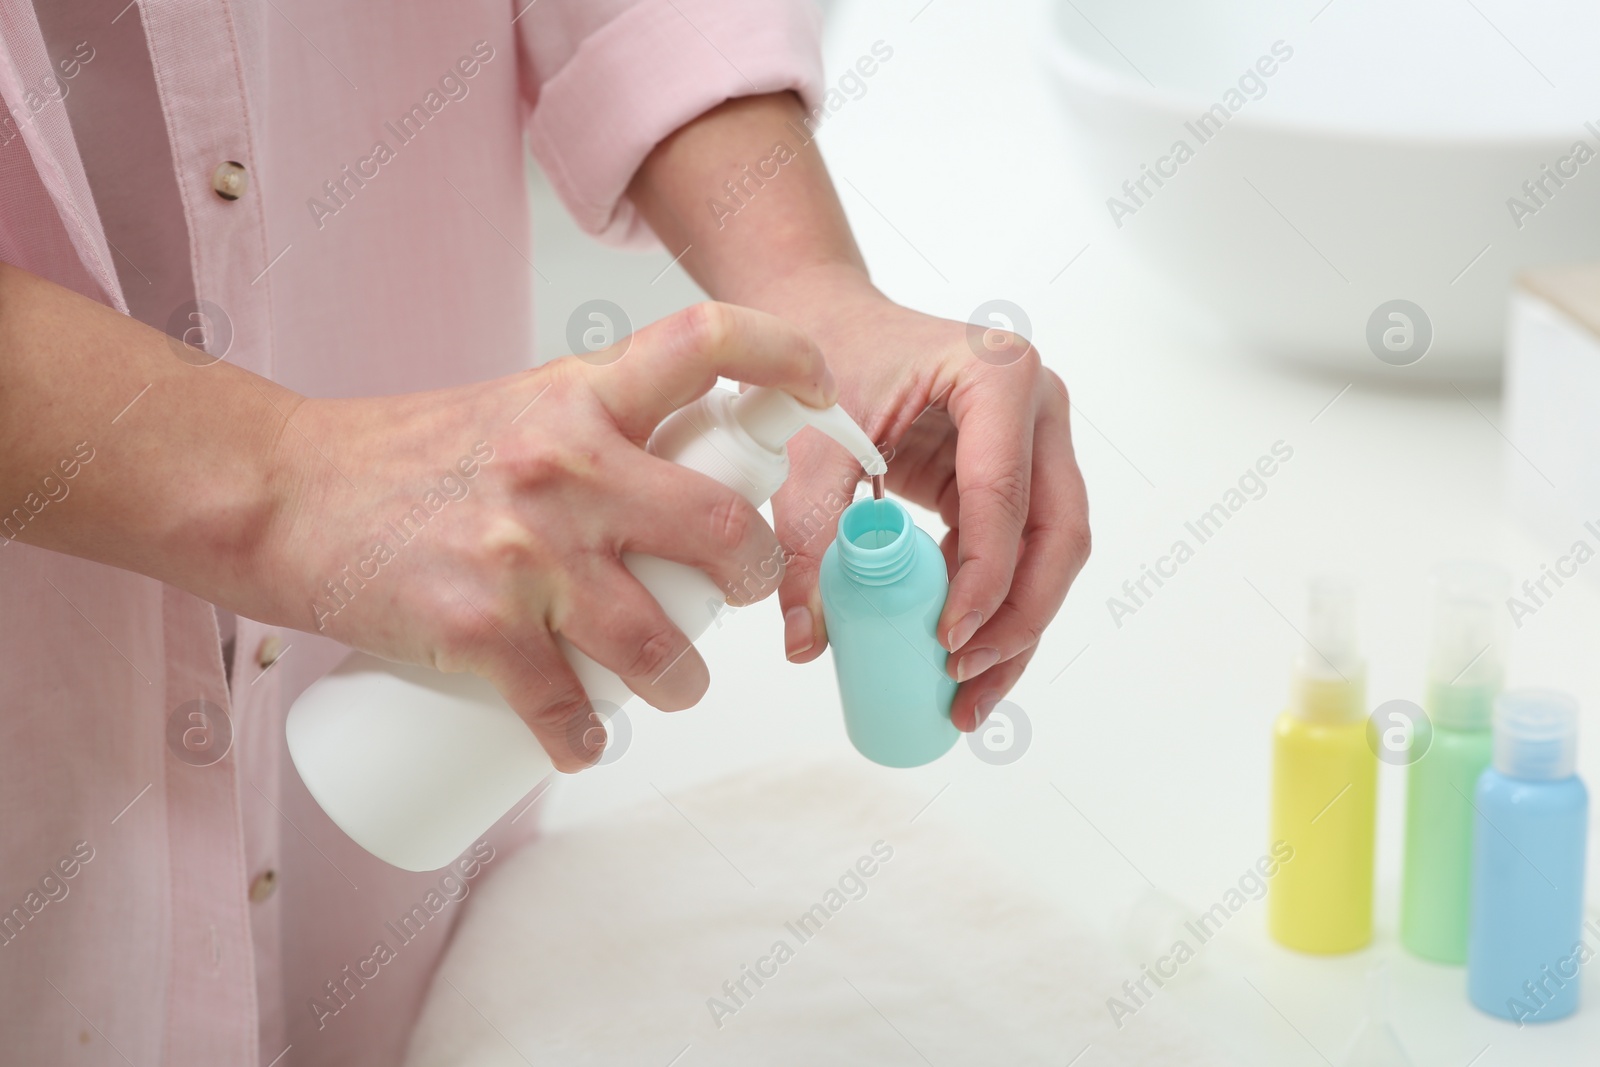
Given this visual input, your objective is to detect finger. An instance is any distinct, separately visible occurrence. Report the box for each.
[771,443,863,663]
[579,302,837,440]
[603,449,785,604]
[951,644,1037,733]
[938,526,959,580]
[469,621,602,773]
[949,404,1090,682]
[559,561,710,712]
[938,354,1038,654]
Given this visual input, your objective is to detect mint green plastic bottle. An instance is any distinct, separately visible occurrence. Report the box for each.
[1400,562,1508,964]
[819,496,957,767]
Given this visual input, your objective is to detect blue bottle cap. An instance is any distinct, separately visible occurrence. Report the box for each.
[1493,688,1580,780]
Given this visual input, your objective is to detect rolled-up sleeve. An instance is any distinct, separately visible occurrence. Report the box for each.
[517,0,823,246]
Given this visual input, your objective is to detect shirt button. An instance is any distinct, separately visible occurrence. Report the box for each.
[249,868,278,903]
[255,634,284,668]
[212,160,248,201]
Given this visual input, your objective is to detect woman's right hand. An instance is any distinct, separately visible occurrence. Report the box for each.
[1,262,827,772]
[259,303,835,770]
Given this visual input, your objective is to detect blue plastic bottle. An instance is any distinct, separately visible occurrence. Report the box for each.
[1467,689,1589,1024]
[819,496,957,767]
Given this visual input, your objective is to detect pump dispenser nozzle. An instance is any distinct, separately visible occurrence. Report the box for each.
[647,387,884,507]
[730,388,887,476]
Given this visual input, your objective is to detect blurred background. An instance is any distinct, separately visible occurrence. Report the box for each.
[512,0,1600,1062]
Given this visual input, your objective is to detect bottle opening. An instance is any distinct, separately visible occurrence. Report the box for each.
[843,498,906,548]
[836,498,915,584]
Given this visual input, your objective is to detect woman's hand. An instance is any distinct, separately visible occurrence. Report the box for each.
[1,264,835,773]
[260,303,833,769]
[625,92,1090,735]
[754,266,1091,733]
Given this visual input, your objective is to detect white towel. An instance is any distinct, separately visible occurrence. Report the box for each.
[404,760,1228,1066]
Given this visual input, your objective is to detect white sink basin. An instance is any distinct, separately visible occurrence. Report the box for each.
[1048,0,1600,377]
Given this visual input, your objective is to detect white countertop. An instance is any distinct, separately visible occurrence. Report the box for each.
[525,1,1600,1062]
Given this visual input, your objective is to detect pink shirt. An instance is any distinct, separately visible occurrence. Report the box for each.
[0,1,821,1063]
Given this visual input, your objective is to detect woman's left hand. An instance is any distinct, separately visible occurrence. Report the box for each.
[625,92,1090,727]
[754,265,1091,731]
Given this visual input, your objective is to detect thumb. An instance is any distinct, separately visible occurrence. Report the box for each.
[771,430,867,663]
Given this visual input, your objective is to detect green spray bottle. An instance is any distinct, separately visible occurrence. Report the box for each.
[1399,562,1509,963]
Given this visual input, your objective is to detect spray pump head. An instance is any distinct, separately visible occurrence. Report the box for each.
[1427,561,1509,730]
[1292,573,1366,723]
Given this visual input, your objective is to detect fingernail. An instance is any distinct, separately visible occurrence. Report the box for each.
[973,696,999,730]
[784,605,814,660]
[946,610,983,652]
[955,647,999,683]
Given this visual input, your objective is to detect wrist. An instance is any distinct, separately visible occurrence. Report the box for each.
[740,266,943,450]
[244,389,327,623]
[738,260,889,338]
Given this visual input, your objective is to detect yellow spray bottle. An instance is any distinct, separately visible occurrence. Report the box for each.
[1267,574,1377,953]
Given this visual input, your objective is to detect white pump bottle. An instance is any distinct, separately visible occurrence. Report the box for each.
[286,386,886,871]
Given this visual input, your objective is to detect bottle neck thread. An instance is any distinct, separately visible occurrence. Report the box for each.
[836,499,915,585]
